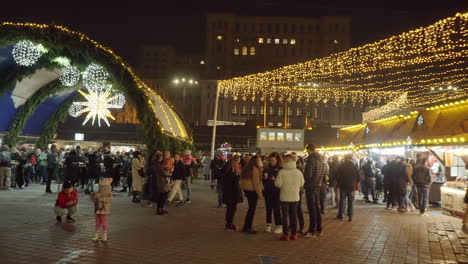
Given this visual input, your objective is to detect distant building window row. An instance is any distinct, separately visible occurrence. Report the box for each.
[234,46,256,56]
[232,22,331,34]
[258,38,295,45]
[259,132,302,142]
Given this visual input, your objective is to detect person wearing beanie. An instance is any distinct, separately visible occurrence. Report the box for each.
[54,181,78,223]
[91,178,113,241]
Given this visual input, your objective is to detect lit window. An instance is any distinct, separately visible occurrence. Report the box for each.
[269,106,274,115]
[277,123,283,127]
[287,106,292,116]
[334,39,338,44]
[268,132,276,141]
[242,46,247,56]
[282,39,288,44]
[295,133,302,141]
[278,107,284,116]
[251,106,256,115]
[268,122,274,127]
[241,105,247,115]
[232,104,237,114]
[274,38,280,44]
[260,132,267,141]
[235,38,240,43]
[250,47,255,55]
[287,122,292,127]
[234,48,239,55]
[217,35,223,40]
[258,38,264,43]
[290,39,296,45]
[260,106,264,114]
[296,108,301,116]
[277,132,284,141]
[216,66,221,70]
[266,38,271,44]
[286,133,293,141]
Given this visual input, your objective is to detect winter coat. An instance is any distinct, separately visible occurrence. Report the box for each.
[55,189,78,208]
[222,165,242,204]
[210,158,226,180]
[304,152,329,191]
[412,164,432,188]
[263,164,282,196]
[91,178,113,215]
[65,152,81,182]
[47,150,58,169]
[336,160,360,192]
[149,162,170,202]
[202,156,212,176]
[132,158,144,192]
[274,161,305,202]
[240,167,264,199]
[388,161,408,194]
[328,160,340,186]
[172,160,187,181]
[363,163,375,179]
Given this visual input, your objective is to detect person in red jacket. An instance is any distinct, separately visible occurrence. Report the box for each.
[54,182,78,223]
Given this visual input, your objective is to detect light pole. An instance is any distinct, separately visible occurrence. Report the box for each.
[172,77,198,120]
[210,83,219,159]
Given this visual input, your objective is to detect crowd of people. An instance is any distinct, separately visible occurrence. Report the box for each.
[209,145,434,241]
[0,142,436,242]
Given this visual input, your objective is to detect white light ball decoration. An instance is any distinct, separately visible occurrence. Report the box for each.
[12,40,42,66]
[68,104,83,118]
[110,93,126,109]
[82,64,108,91]
[59,66,81,87]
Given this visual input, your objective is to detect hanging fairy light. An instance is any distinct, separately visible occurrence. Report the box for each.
[59,66,81,87]
[82,63,108,91]
[12,40,44,66]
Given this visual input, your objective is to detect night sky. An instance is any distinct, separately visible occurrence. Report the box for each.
[1,0,466,67]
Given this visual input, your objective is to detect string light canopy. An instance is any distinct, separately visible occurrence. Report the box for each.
[218,13,468,107]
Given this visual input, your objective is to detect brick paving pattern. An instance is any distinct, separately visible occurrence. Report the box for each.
[0,181,466,264]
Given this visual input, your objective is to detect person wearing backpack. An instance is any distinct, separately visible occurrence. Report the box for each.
[0,145,12,190]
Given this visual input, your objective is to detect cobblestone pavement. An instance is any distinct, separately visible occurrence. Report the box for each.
[0,181,467,264]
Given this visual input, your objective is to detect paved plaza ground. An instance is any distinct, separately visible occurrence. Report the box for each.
[0,181,467,264]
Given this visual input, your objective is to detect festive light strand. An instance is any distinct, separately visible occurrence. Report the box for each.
[218,13,468,107]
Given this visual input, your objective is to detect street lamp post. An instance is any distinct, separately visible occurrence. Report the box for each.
[210,83,219,159]
[172,77,198,120]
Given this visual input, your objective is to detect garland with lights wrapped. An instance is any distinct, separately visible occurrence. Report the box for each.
[35,94,77,149]
[3,80,72,146]
[0,22,192,153]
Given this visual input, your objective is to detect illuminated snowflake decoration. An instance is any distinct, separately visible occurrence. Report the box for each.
[82,64,108,91]
[12,40,44,66]
[68,86,125,127]
[60,66,81,87]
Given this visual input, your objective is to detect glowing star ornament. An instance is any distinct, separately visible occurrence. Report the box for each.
[12,40,44,66]
[60,66,81,87]
[82,64,108,91]
[70,88,125,127]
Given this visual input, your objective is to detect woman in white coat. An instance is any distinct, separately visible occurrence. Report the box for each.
[275,154,304,241]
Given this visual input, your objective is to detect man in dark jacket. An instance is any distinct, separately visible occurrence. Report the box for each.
[336,154,360,222]
[387,157,409,212]
[363,160,378,203]
[303,144,329,237]
[412,158,432,215]
[46,145,59,193]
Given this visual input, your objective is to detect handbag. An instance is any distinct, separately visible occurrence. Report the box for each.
[138,168,145,177]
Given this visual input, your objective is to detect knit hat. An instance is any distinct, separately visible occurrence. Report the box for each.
[99,178,113,186]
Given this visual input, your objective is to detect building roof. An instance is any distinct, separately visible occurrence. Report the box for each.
[327,100,468,150]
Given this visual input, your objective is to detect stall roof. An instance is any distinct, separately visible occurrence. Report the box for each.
[326,99,468,150]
